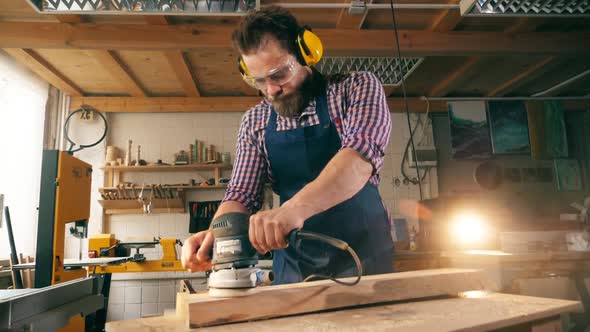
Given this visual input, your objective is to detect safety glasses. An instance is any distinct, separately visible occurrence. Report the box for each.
[242,58,301,90]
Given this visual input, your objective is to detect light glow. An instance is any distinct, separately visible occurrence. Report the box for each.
[459,290,490,299]
[450,212,488,245]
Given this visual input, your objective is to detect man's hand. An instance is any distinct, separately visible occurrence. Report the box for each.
[181,230,214,272]
[248,204,309,254]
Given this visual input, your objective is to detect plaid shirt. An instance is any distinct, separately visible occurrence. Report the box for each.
[223,71,391,213]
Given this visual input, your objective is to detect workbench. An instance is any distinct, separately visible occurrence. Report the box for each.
[0,277,105,331]
[443,250,590,330]
[393,250,450,272]
[106,292,581,331]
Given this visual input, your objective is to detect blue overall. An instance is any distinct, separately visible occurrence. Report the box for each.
[265,92,394,285]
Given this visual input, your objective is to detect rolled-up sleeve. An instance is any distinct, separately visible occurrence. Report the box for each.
[222,112,267,213]
[340,72,391,175]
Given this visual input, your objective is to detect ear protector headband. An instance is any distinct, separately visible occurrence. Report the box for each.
[238,26,323,78]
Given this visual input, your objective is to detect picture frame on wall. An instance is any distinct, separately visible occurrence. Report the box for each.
[448,101,492,159]
[487,101,531,155]
[554,159,583,191]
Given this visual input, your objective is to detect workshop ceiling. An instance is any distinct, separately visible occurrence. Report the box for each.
[0,0,589,111]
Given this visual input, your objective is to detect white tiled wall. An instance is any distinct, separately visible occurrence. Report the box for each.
[90,110,434,321]
[107,276,208,320]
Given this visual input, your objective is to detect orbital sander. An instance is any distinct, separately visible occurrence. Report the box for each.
[207,212,273,298]
[207,212,363,298]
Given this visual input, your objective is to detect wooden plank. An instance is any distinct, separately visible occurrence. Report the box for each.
[54,15,85,24]
[69,96,448,113]
[429,56,480,97]
[86,50,147,97]
[70,96,590,113]
[425,1,468,98]
[35,48,124,94]
[0,23,589,56]
[143,15,199,97]
[3,48,84,96]
[505,17,538,34]
[443,250,590,264]
[184,49,257,97]
[116,50,185,96]
[482,17,547,97]
[109,293,581,332]
[182,268,497,328]
[487,57,556,97]
[24,256,33,289]
[164,52,200,97]
[101,164,231,171]
[428,0,462,32]
[143,16,168,25]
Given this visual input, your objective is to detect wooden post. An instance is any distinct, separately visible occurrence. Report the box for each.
[214,166,221,186]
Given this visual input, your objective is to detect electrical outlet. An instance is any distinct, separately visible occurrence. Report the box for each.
[79,109,94,121]
[408,147,437,168]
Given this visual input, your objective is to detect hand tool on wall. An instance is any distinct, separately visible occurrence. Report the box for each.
[119,184,128,200]
[138,184,148,213]
[146,186,153,213]
[130,184,137,199]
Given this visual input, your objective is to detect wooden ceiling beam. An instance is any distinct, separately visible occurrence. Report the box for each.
[428,0,462,32]
[144,16,201,97]
[54,15,86,24]
[69,96,590,113]
[143,15,169,25]
[68,96,448,113]
[164,51,200,97]
[429,56,480,97]
[487,56,557,97]
[336,0,371,29]
[484,18,547,97]
[1,23,588,56]
[86,50,147,97]
[427,0,472,97]
[3,48,84,96]
[504,17,538,34]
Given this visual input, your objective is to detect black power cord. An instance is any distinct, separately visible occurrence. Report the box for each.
[389,0,423,201]
[288,230,362,286]
[64,106,108,154]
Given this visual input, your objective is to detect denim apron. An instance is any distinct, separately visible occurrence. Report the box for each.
[265,91,393,285]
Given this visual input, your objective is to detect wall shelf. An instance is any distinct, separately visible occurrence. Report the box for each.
[100,163,232,214]
[101,163,232,172]
[98,198,184,215]
[102,163,232,187]
[99,185,227,191]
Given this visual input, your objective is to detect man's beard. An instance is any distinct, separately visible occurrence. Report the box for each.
[270,75,314,118]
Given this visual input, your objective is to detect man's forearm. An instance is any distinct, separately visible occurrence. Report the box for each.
[283,148,373,220]
[210,200,249,226]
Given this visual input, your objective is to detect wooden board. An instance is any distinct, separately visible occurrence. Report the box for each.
[33,48,122,95]
[179,268,496,328]
[116,50,185,96]
[442,250,590,264]
[107,292,581,332]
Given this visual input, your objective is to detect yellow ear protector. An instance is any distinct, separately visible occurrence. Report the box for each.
[294,26,323,67]
[238,26,323,79]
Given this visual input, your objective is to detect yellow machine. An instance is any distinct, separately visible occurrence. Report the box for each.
[35,151,186,331]
[87,234,185,274]
[35,151,92,331]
